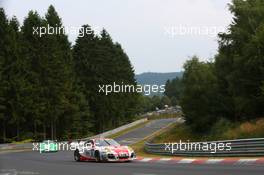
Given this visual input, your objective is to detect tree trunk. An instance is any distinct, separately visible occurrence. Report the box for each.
[16,122,20,141]
[2,121,6,143]
[51,121,54,140]
[54,121,56,140]
[43,123,46,140]
[34,120,37,139]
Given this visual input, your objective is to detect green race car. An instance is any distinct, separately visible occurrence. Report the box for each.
[39,140,58,153]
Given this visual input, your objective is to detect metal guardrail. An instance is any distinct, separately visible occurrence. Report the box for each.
[0,119,148,151]
[145,138,264,157]
[0,143,32,151]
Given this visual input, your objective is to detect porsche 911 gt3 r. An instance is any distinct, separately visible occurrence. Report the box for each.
[73,138,136,162]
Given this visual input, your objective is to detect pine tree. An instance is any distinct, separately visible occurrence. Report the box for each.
[41,5,84,139]
[0,9,28,141]
[73,27,139,133]
[0,8,9,142]
[20,10,48,140]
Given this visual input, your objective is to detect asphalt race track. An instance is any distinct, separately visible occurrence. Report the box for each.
[1,151,264,175]
[1,119,264,175]
[115,118,177,145]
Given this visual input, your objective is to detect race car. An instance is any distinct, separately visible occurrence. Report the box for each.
[39,140,58,153]
[73,138,136,162]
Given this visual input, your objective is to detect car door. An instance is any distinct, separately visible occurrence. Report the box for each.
[83,140,93,158]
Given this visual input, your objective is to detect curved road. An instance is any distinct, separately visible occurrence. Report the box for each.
[1,151,264,175]
[115,118,177,145]
[1,119,264,175]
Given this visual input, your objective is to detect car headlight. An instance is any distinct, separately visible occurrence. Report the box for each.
[127,146,134,152]
[103,148,111,153]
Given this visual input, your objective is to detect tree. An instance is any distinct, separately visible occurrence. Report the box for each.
[20,10,49,140]
[161,96,171,107]
[73,27,139,133]
[0,8,28,141]
[181,57,219,133]
[0,8,9,142]
[165,77,184,105]
[216,0,264,121]
[20,6,89,140]
[0,5,140,142]
[43,5,75,139]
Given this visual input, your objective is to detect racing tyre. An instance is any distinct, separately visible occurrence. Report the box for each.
[74,150,80,162]
[95,151,101,162]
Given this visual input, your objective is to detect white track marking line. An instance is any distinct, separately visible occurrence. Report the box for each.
[206,159,224,164]
[159,158,172,161]
[178,158,196,164]
[140,158,153,162]
[133,173,158,175]
[236,159,258,165]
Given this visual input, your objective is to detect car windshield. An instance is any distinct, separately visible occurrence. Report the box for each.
[105,139,120,146]
[94,139,120,146]
[94,139,111,146]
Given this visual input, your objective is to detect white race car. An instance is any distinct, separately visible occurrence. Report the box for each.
[73,138,136,162]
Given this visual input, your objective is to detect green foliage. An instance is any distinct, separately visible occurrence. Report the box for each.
[152,123,201,143]
[136,95,172,113]
[0,6,140,142]
[73,26,139,133]
[164,77,183,105]
[18,6,83,140]
[0,8,27,142]
[166,0,264,136]
[180,57,219,133]
[160,95,171,107]
[209,118,233,140]
[215,0,264,121]
[152,117,264,143]
[222,118,264,139]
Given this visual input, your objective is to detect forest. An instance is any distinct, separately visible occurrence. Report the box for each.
[0,5,141,142]
[165,0,264,135]
[1,0,264,143]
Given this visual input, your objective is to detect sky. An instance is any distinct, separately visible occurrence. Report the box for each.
[2,0,233,74]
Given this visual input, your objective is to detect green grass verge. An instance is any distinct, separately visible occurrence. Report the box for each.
[151,123,201,143]
[131,140,170,158]
[131,118,264,158]
[130,121,177,158]
[11,139,33,144]
[152,117,264,143]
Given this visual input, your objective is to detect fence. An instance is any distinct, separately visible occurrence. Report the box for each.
[145,138,264,157]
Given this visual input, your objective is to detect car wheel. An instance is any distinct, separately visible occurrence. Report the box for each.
[95,151,101,162]
[74,150,80,162]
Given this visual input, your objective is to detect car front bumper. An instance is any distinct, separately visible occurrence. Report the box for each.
[101,152,136,162]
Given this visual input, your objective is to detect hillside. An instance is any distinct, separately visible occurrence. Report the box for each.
[135,72,183,96]
[135,72,183,86]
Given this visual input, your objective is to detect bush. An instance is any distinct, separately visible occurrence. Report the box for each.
[223,118,264,139]
[152,117,264,143]
[152,123,201,143]
[209,118,234,140]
